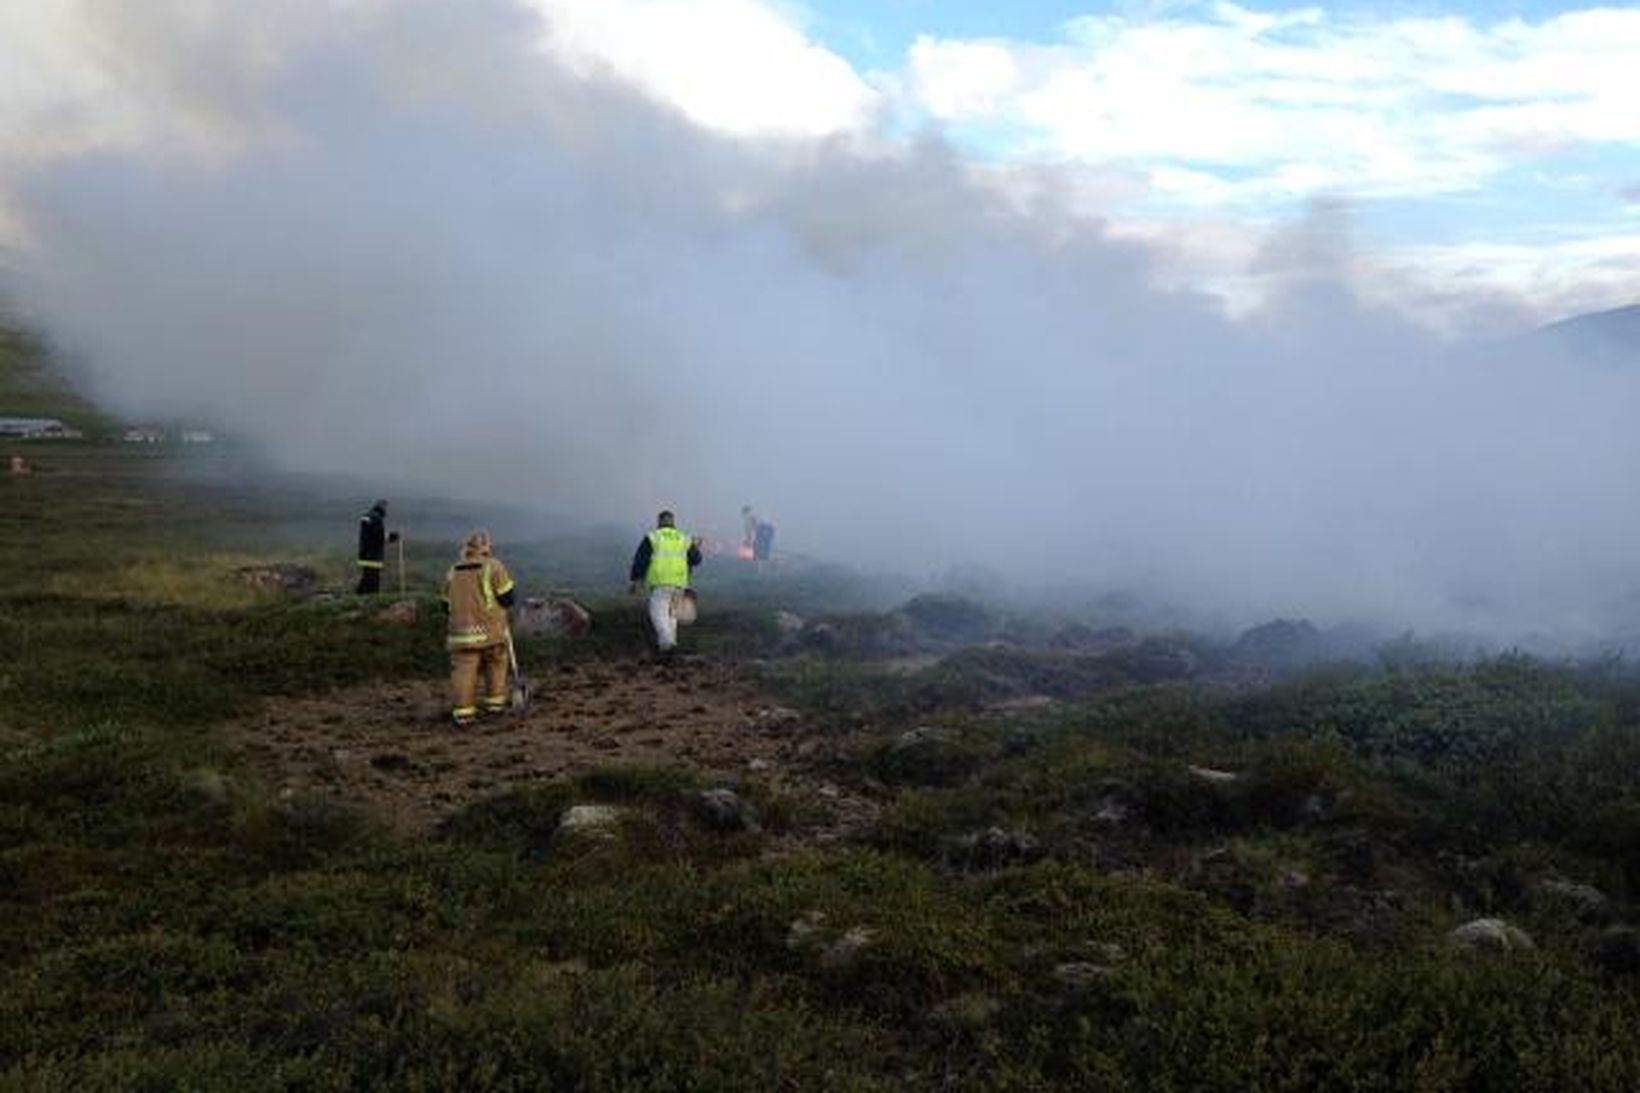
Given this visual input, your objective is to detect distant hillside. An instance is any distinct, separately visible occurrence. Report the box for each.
[1526,303,1640,363]
[0,322,111,431]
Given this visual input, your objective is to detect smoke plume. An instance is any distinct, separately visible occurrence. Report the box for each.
[3,0,1637,642]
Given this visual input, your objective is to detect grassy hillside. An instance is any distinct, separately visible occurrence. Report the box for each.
[0,324,115,432]
[6,329,1640,1089]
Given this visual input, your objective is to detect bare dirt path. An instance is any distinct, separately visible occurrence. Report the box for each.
[224,656,882,841]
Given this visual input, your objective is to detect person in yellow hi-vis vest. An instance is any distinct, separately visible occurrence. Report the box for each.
[442,530,517,727]
[627,510,702,654]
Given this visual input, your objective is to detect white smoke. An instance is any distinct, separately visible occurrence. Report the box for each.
[2,0,1637,641]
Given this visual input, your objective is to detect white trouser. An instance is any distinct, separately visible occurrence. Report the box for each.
[647,586,679,650]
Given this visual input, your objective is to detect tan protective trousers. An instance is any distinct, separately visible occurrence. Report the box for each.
[450,642,509,720]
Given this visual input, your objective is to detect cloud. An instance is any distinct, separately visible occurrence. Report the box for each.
[903,2,1640,204]
[3,0,1639,644]
[525,0,879,138]
[0,0,880,163]
[1370,232,1640,326]
[5,0,1636,319]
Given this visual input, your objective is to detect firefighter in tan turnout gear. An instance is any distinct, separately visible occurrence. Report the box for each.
[442,530,517,726]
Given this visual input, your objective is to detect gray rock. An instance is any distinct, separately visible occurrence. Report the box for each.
[377,599,420,624]
[556,804,623,840]
[1052,962,1110,990]
[820,926,877,969]
[786,910,828,950]
[513,597,592,638]
[928,993,1003,1028]
[893,726,955,751]
[986,694,1058,712]
[774,610,806,635]
[798,623,841,651]
[1187,764,1240,785]
[1089,778,1139,826]
[1232,618,1323,669]
[188,768,231,805]
[957,826,1042,865]
[696,787,762,833]
[1534,877,1607,913]
[1448,917,1535,953]
[234,563,318,594]
[1126,641,1201,681]
[1092,797,1131,825]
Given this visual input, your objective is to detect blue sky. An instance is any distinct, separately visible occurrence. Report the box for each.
[808,0,1602,67]
[781,0,1640,317]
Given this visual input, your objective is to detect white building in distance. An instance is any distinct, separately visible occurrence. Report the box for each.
[0,416,82,439]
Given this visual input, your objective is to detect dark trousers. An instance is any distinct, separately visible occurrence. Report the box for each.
[356,564,383,594]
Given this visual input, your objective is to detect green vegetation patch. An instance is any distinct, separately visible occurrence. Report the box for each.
[10,325,1640,1087]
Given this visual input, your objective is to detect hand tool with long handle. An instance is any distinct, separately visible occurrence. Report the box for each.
[505,629,530,712]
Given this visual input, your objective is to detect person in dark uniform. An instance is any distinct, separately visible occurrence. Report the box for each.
[741,504,776,562]
[753,516,775,562]
[355,499,399,594]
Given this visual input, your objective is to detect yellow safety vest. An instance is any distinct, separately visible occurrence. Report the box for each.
[644,527,691,589]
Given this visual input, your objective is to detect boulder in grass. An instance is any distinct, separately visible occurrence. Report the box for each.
[797,622,841,652]
[377,599,420,624]
[1089,778,1139,826]
[1232,618,1324,669]
[695,787,762,833]
[787,913,878,969]
[956,826,1042,867]
[555,804,623,841]
[1448,917,1534,954]
[554,598,593,636]
[893,726,955,751]
[513,597,593,638]
[1052,962,1110,990]
[188,768,231,806]
[786,910,828,950]
[1533,877,1608,916]
[879,726,982,787]
[900,593,995,642]
[929,993,1003,1030]
[235,563,318,595]
[820,926,877,969]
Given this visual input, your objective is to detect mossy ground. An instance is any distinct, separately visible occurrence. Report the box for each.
[7,338,1640,1089]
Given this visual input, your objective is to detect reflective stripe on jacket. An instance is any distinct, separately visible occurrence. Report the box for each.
[644,527,691,589]
[444,557,515,650]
